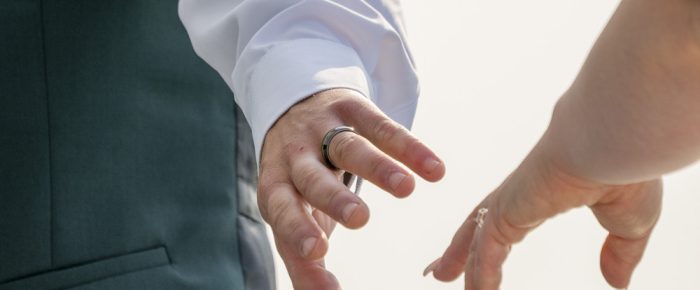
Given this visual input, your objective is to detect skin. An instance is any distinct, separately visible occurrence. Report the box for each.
[425,0,700,289]
[258,88,446,289]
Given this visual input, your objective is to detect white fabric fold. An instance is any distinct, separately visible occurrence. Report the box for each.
[179,0,419,164]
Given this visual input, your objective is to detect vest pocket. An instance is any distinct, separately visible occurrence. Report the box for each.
[0,246,170,290]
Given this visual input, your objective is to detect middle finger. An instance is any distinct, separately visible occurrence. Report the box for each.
[290,152,370,229]
[328,130,415,198]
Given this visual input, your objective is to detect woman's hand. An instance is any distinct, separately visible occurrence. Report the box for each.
[258,88,445,289]
[424,143,662,290]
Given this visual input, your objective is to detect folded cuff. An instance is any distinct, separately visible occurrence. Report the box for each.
[232,38,372,166]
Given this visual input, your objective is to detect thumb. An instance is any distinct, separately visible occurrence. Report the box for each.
[592,180,662,289]
[599,233,651,289]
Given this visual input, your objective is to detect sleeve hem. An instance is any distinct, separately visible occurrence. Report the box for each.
[232,38,373,166]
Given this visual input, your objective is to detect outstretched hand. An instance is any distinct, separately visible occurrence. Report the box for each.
[424,144,662,290]
[258,88,445,289]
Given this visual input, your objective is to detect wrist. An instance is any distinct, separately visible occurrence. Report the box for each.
[518,134,608,209]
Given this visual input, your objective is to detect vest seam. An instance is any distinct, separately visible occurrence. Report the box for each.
[38,0,55,268]
[233,104,248,290]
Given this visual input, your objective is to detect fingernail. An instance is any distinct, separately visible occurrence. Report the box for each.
[422,257,441,277]
[342,203,359,223]
[389,172,407,190]
[423,158,441,174]
[301,237,317,258]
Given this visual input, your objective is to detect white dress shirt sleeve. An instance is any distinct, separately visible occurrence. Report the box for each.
[178,0,419,163]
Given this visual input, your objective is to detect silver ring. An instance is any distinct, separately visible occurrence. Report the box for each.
[321,126,355,169]
[475,208,488,228]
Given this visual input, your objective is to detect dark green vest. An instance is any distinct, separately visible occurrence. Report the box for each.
[0,1,274,289]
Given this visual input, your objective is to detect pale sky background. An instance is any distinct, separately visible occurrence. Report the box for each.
[274,1,700,289]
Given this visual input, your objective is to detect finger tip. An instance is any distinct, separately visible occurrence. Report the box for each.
[431,256,468,282]
[394,176,415,198]
[600,241,637,290]
[433,269,462,282]
[607,280,630,290]
[422,160,446,182]
[422,257,462,282]
[422,257,441,277]
[432,164,446,181]
[301,234,329,260]
[291,267,341,290]
[344,204,370,229]
[601,271,631,290]
[323,270,342,290]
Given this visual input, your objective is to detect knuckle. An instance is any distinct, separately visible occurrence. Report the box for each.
[368,154,394,181]
[477,244,506,273]
[263,186,319,242]
[282,215,308,240]
[258,179,284,199]
[282,141,309,160]
[330,133,360,165]
[257,181,282,221]
[374,119,401,144]
[374,119,421,161]
[295,167,350,214]
[327,92,365,114]
[296,166,325,196]
[265,187,295,228]
[257,171,279,194]
[492,211,528,245]
[626,225,654,240]
[401,137,425,161]
[257,192,269,221]
[324,187,349,213]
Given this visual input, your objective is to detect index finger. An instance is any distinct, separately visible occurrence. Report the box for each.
[329,91,445,182]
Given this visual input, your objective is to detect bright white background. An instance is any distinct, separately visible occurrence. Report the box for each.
[274,1,700,289]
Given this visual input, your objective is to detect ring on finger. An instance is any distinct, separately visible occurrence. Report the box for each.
[321,126,356,170]
[475,208,488,228]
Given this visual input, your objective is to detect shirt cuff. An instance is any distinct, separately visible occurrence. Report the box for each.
[232,38,372,166]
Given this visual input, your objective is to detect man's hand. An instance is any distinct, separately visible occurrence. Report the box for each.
[258,88,445,289]
[424,144,662,290]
